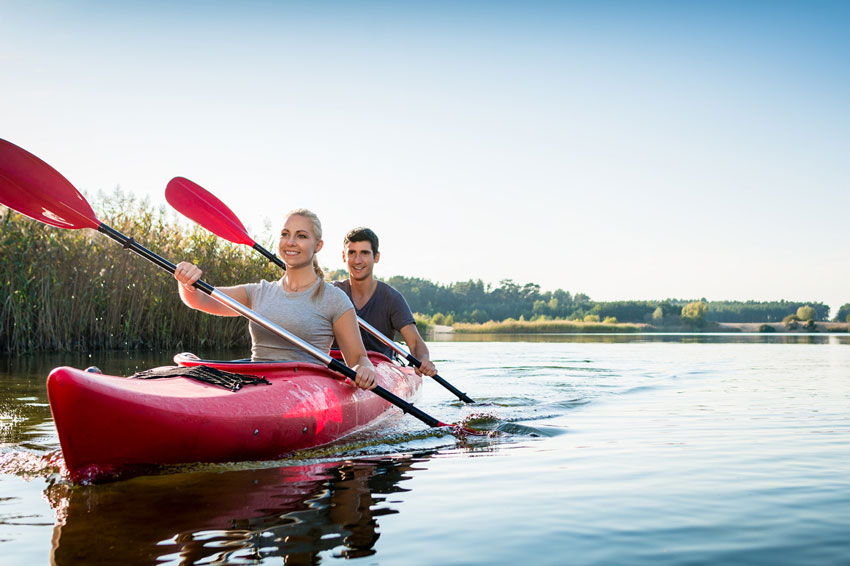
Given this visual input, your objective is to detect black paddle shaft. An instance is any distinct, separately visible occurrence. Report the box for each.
[252,243,286,270]
[402,353,474,404]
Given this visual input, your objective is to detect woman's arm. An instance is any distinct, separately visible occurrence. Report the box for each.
[174,261,248,316]
[333,309,377,389]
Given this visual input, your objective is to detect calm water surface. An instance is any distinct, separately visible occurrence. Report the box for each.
[1,334,849,565]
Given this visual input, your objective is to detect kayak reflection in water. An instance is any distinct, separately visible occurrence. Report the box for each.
[48,455,424,565]
[173,208,377,390]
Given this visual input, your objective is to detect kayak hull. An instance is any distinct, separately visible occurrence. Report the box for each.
[47,352,421,482]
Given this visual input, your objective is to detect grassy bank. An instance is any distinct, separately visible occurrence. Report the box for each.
[1,192,280,354]
[450,319,850,334]
[717,322,850,333]
[453,319,646,333]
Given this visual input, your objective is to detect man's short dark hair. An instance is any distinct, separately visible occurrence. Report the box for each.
[344,227,379,255]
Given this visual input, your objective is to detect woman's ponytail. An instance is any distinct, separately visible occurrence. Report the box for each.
[311,256,325,301]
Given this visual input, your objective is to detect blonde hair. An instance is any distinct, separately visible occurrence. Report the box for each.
[284,208,325,301]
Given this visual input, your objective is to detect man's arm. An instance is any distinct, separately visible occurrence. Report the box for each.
[398,323,437,377]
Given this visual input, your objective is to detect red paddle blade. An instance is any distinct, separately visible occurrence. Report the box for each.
[165,177,255,246]
[0,139,100,230]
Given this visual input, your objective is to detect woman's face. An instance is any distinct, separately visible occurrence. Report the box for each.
[278,214,323,268]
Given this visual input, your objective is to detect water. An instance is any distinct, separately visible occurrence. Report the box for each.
[1,334,849,565]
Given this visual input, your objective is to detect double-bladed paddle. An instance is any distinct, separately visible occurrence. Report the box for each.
[0,138,455,429]
[165,176,475,403]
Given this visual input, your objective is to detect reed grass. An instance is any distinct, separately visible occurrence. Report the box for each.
[452,318,645,334]
[1,191,281,354]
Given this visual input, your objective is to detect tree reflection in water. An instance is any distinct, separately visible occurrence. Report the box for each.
[47,455,426,565]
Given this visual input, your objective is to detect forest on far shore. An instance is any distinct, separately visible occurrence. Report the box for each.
[352,274,848,326]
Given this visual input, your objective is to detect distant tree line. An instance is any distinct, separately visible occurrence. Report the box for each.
[381,276,838,324]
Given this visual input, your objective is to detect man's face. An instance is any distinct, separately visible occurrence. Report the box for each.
[344,240,379,282]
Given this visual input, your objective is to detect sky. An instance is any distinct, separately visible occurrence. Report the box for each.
[2,1,849,314]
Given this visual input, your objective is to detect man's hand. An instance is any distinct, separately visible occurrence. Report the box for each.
[415,358,437,377]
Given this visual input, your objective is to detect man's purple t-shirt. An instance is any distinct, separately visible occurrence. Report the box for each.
[331,280,415,357]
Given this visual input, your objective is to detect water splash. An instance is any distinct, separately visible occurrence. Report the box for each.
[0,449,67,481]
[459,412,566,438]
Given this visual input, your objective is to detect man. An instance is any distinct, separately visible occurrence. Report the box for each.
[332,227,437,377]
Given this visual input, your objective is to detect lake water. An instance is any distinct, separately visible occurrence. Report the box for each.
[1,334,849,565]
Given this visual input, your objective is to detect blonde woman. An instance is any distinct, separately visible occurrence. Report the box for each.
[174,209,377,390]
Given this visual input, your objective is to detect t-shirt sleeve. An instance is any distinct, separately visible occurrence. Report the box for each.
[388,287,416,330]
[326,283,354,324]
[239,282,261,309]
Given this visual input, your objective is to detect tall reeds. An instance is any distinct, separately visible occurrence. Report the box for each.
[1,190,280,354]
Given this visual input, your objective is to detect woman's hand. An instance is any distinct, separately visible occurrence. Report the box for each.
[174,261,202,290]
[351,362,377,390]
[334,310,377,389]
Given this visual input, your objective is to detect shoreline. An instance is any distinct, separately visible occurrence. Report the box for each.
[716,322,850,333]
[438,321,850,335]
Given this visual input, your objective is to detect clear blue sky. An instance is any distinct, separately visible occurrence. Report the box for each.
[3,1,848,313]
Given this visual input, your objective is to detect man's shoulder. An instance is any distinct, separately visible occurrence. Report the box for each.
[375,281,412,315]
[376,280,405,299]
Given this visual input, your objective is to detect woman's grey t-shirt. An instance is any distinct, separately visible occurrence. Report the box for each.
[242,278,353,362]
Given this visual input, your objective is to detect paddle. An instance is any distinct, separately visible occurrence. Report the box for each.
[0,138,451,430]
[166,176,475,403]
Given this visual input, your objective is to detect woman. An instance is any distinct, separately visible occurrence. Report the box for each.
[173,208,377,390]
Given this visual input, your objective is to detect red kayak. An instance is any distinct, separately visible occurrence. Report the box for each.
[47,351,421,483]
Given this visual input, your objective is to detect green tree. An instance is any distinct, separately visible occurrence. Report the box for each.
[470,309,489,323]
[796,305,816,321]
[324,268,347,281]
[681,301,708,327]
[533,299,548,316]
[652,306,664,323]
[834,303,850,322]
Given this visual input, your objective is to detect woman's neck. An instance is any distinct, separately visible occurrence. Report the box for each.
[283,265,318,292]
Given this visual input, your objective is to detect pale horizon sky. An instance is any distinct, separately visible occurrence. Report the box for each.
[2,1,848,314]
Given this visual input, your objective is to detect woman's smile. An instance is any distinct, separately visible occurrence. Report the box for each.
[278,214,322,267]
